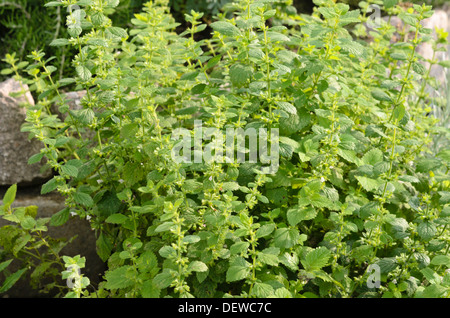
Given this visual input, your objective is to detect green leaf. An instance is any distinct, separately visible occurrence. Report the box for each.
[183,235,201,244]
[50,38,70,47]
[287,206,316,226]
[371,89,392,102]
[438,60,450,68]
[20,216,36,230]
[301,247,331,271]
[105,213,128,224]
[141,280,160,298]
[188,261,208,272]
[277,102,297,115]
[230,241,250,256]
[61,164,79,178]
[13,234,31,256]
[153,269,175,289]
[418,221,436,241]
[273,227,300,249]
[104,266,134,290]
[96,233,113,262]
[355,176,381,192]
[318,7,336,19]
[2,184,17,206]
[0,260,13,273]
[257,248,279,266]
[155,222,175,233]
[74,192,94,208]
[107,27,127,39]
[0,268,27,293]
[210,21,241,37]
[44,1,64,7]
[255,223,275,238]
[420,284,446,298]
[361,148,383,166]
[384,0,398,9]
[50,207,70,226]
[390,52,408,60]
[430,255,450,268]
[28,153,44,165]
[251,282,274,297]
[412,62,426,75]
[226,265,250,282]
[76,65,91,82]
[229,63,253,87]
[398,175,420,183]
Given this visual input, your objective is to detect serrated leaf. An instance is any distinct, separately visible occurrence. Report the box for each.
[188,261,208,272]
[256,223,275,238]
[50,38,70,47]
[301,247,331,271]
[273,228,300,249]
[104,266,134,290]
[76,65,91,82]
[277,102,297,115]
[356,176,381,192]
[430,255,450,268]
[412,62,426,75]
[230,241,250,255]
[0,268,27,293]
[287,206,316,226]
[0,260,12,273]
[258,252,279,266]
[251,282,274,297]
[399,175,420,183]
[155,222,175,233]
[2,184,17,206]
[361,148,383,166]
[210,21,241,37]
[183,235,201,244]
[50,207,70,226]
[371,89,392,102]
[41,178,58,194]
[418,221,436,241]
[226,265,250,282]
[74,192,93,207]
[105,213,128,224]
[229,63,253,87]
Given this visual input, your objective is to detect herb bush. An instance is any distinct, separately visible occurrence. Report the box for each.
[2,0,450,298]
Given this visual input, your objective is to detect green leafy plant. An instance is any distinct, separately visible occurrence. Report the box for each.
[0,184,76,296]
[3,0,450,298]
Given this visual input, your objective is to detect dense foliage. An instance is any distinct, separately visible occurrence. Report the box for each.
[1,0,450,298]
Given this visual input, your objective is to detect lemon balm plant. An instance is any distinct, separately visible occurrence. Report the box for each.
[2,0,450,298]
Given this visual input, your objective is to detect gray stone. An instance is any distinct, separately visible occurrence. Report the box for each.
[0,78,52,186]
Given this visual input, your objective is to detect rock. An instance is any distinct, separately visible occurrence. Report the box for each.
[0,78,52,186]
[0,187,105,297]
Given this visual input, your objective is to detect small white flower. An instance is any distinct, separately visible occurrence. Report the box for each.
[209,176,212,181]
[86,215,92,221]
[320,177,325,183]
[70,211,77,217]
[97,179,103,184]
[119,179,124,183]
